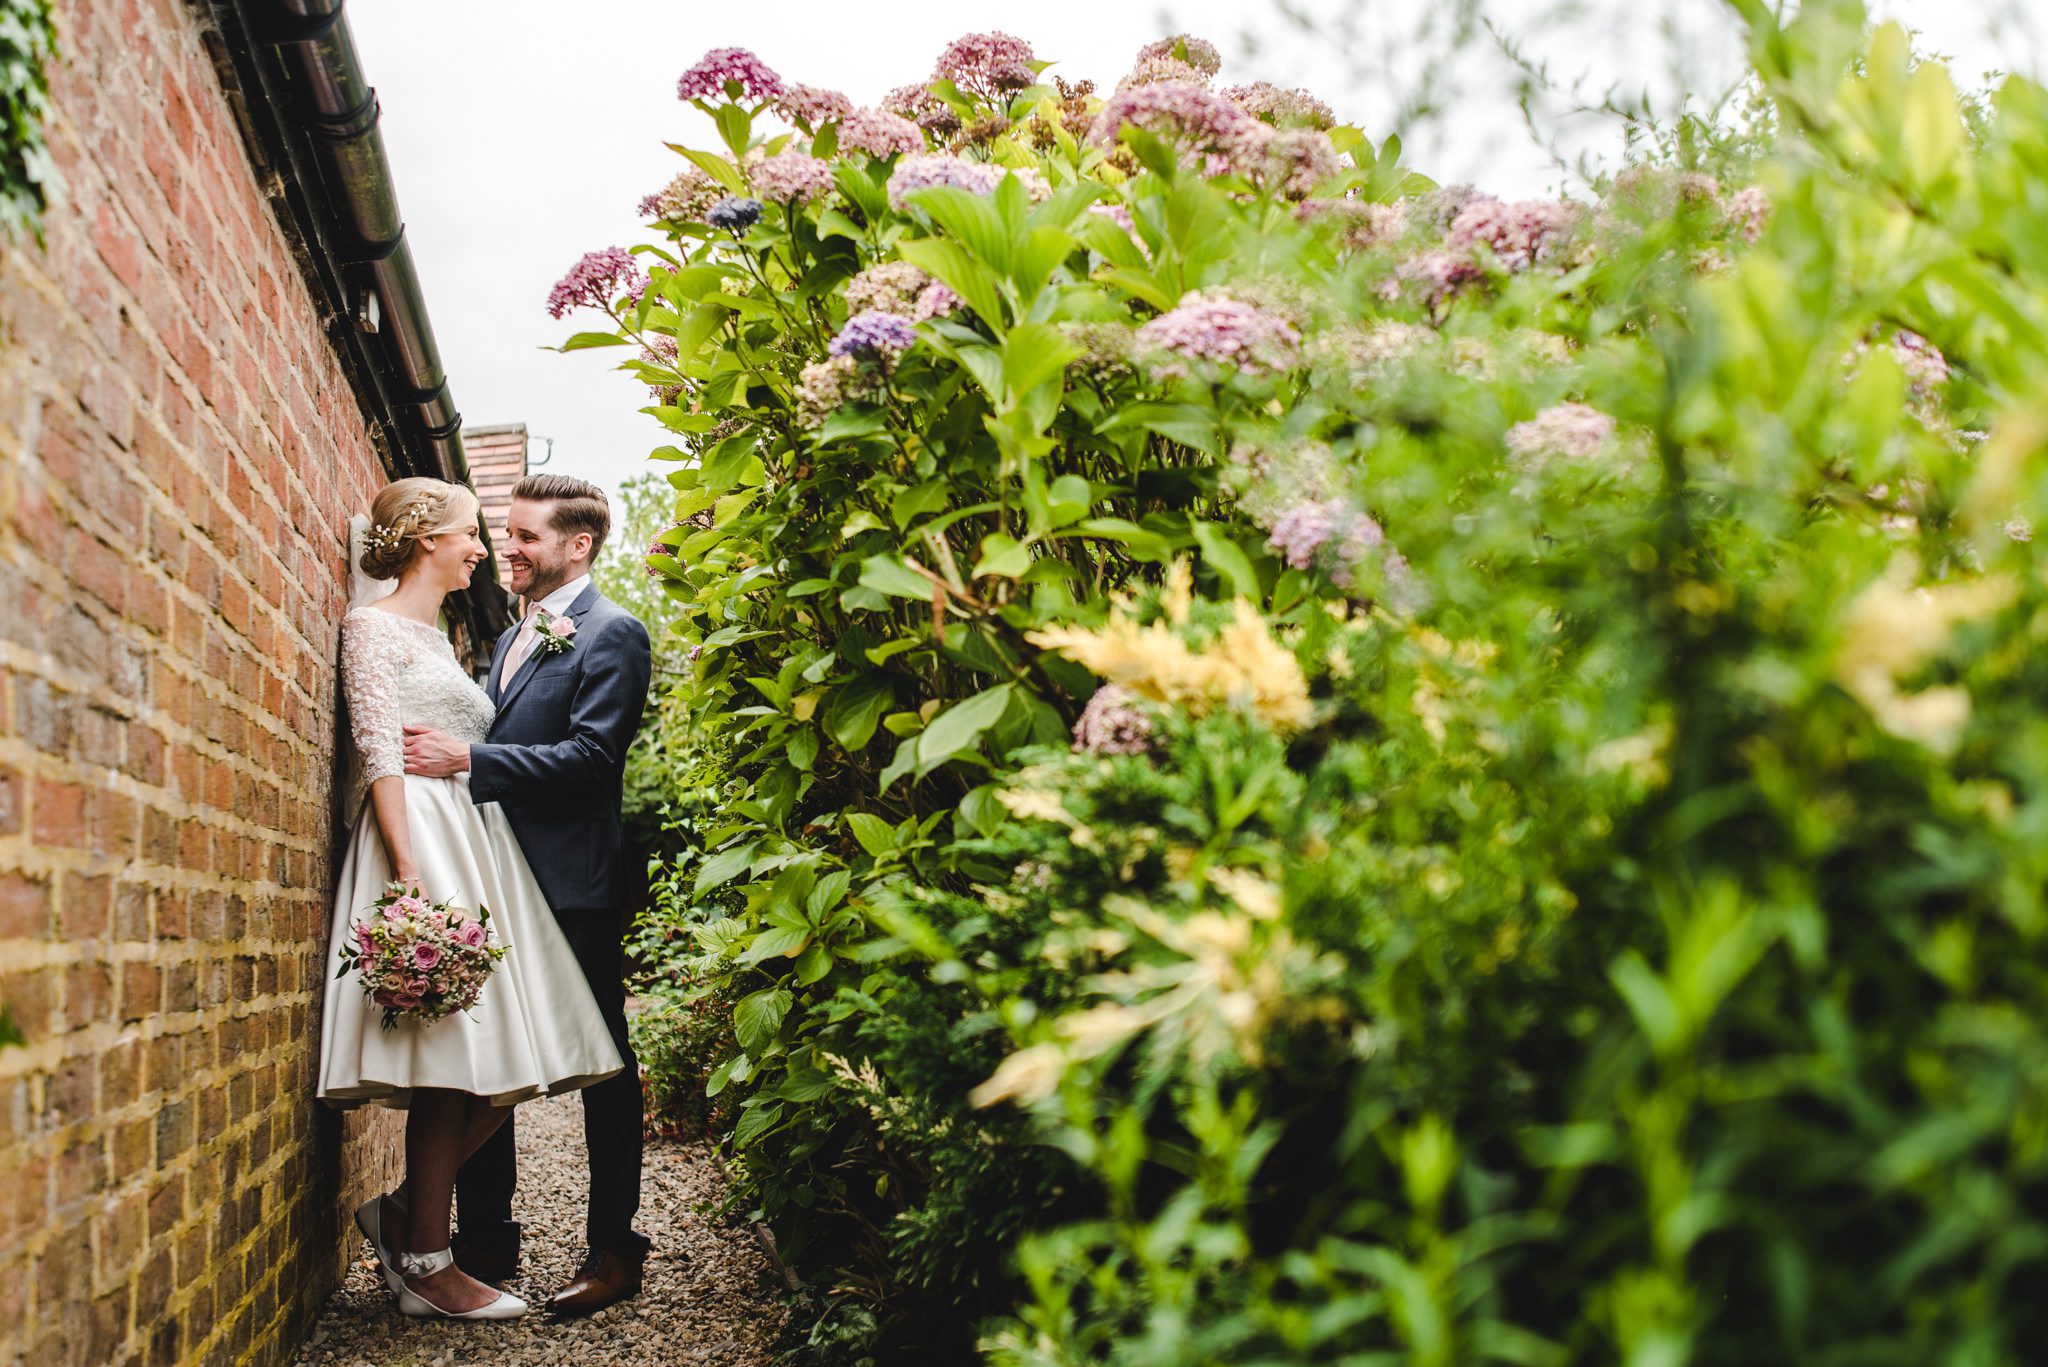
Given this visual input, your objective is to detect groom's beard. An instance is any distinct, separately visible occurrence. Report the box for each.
[520,565,572,604]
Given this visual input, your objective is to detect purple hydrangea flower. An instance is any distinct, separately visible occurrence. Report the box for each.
[1072,685,1155,755]
[546,247,644,320]
[1296,198,1405,251]
[1137,290,1302,375]
[775,83,853,127]
[1221,82,1336,129]
[750,150,835,204]
[1266,499,1411,595]
[706,196,763,232]
[1259,128,1342,200]
[640,333,682,404]
[886,153,1003,210]
[933,32,1037,101]
[839,107,926,158]
[677,48,785,103]
[1396,249,1486,307]
[885,83,962,137]
[1135,34,1222,76]
[1089,81,1271,177]
[829,310,920,359]
[1447,198,1579,271]
[1891,329,1950,400]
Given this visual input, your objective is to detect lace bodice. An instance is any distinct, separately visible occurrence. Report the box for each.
[340,606,496,784]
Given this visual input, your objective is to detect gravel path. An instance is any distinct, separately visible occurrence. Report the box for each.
[295,1093,788,1366]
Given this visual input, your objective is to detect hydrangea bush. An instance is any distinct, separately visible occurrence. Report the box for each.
[557,5,2048,1359]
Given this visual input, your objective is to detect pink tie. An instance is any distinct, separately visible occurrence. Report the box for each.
[498,610,544,692]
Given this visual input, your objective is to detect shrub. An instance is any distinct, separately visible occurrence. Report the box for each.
[561,4,2048,1359]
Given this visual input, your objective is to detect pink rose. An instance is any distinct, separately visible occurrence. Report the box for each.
[383,904,405,922]
[405,977,429,995]
[355,926,376,953]
[373,990,401,1008]
[380,971,406,991]
[549,614,577,638]
[460,923,487,948]
[412,943,442,970]
[392,895,426,918]
[392,993,421,1010]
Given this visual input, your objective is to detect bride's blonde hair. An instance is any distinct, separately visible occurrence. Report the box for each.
[358,478,481,581]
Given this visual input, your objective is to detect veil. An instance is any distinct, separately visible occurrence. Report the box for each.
[347,514,398,610]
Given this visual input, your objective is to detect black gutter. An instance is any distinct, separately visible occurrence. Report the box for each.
[194,0,511,653]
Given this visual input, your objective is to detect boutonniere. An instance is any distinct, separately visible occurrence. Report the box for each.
[532,609,578,656]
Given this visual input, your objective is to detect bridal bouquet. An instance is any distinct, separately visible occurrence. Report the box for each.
[338,884,506,1029]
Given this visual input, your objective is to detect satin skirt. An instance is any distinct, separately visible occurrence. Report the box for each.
[316,774,623,1109]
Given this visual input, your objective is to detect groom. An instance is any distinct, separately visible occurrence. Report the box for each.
[402,473,653,1315]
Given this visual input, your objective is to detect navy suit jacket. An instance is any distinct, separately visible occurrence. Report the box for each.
[471,581,651,914]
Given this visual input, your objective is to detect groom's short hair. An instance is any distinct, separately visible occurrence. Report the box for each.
[512,474,610,560]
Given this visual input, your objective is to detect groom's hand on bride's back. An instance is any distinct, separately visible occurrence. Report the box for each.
[403,724,472,777]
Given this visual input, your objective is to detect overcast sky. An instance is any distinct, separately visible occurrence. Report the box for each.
[342,0,2032,509]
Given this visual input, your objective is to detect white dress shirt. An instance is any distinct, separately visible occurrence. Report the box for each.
[499,573,591,693]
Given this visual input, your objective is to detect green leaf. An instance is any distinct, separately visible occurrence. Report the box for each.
[1048,474,1093,528]
[670,299,732,365]
[734,987,794,1055]
[788,728,820,772]
[859,555,935,600]
[911,185,1013,272]
[741,924,809,965]
[898,238,1007,335]
[671,144,745,194]
[1002,321,1081,400]
[732,1100,784,1148]
[878,736,921,793]
[559,331,628,351]
[706,1052,741,1097]
[841,508,887,538]
[847,811,898,857]
[1073,517,1171,563]
[1191,521,1262,599]
[808,869,852,916]
[695,842,759,895]
[973,533,1033,579]
[1098,402,1220,454]
[916,684,1015,776]
[793,944,833,986]
[826,674,892,751]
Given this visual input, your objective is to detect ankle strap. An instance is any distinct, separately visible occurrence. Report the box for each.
[398,1247,454,1277]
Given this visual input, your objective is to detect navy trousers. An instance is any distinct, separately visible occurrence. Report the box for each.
[456,906,648,1259]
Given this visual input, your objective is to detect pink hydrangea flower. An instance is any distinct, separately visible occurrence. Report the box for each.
[839,107,926,158]
[751,150,835,204]
[933,32,1037,101]
[1072,685,1155,756]
[845,261,933,316]
[885,83,962,137]
[886,154,1003,210]
[912,281,961,322]
[547,246,644,320]
[1724,185,1769,243]
[1447,198,1579,271]
[1265,499,1413,596]
[1137,290,1302,375]
[1396,249,1486,307]
[640,334,682,404]
[676,47,784,103]
[1259,128,1342,200]
[1135,34,1222,76]
[1222,82,1336,129]
[1504,403,1617,466]
[1118,56,1211,91]
[639,167,727,223]
[1089,81,1271,177]
[775,83,853,127]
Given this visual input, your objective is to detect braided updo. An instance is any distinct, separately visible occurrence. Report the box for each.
[358,478,481,580]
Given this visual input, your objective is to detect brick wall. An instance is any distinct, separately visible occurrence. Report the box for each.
[464,423,529,594]
[0,2,411,1363]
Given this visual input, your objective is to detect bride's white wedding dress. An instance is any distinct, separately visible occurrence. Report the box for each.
[316,604,622,1108]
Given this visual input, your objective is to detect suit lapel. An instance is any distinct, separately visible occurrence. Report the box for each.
[486,623,518,707]
[495,581,602,719]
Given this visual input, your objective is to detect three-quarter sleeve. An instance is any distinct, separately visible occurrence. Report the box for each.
[340,611,405,783]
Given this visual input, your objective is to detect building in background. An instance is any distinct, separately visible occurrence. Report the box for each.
[463,422,530,594]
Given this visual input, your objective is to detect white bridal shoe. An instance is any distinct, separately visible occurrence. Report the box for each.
[352,1192,405,1293]
[396,1247,530,1320]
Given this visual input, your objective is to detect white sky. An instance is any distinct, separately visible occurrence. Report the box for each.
[343,0,2032,508]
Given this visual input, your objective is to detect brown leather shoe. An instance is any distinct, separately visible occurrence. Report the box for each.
[546,1250,644,1317]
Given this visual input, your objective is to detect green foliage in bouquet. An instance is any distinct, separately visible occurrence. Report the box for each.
[558,7,2048,1360]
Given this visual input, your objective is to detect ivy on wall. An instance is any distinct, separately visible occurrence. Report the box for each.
[0,0,55,243]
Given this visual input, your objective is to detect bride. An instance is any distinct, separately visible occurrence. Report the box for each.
[317,477,622,1320]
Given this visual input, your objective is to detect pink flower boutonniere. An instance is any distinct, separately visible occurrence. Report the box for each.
[533,609,578,657]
